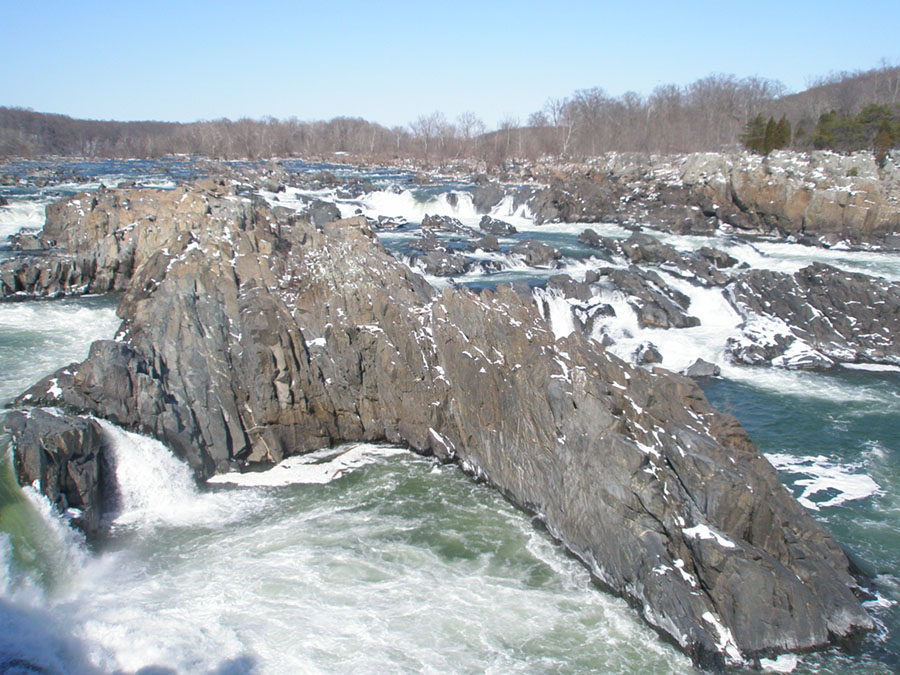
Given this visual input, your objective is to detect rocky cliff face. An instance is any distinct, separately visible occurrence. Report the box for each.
[6,183,874,666]
[500,151,900,248]
[0,178,234,298]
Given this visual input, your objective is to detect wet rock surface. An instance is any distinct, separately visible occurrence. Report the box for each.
[5,183,874,666]
[5,408,108,537]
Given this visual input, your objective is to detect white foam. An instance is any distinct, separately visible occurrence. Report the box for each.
[0,300,121,404]
[533,287,576,340]
[765,452,882,511]
[842,363,900,373]
[98,420,266,529]
[207,444,409,487]
[359,189,479,224]
[0,199,47,240]
[760,654,799,672]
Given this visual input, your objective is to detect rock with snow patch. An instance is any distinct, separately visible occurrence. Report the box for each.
[411,249,469,276]
[421,213,478,236]
[478,215,516,235]
[510,239,561,267]
[725,263,900,368]
[595,266,700,329]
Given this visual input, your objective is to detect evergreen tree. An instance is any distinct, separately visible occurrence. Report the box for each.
[813,111,837,149]
[763,116,777,154]
[874,118,894,167]
[775,115,791,149]
[740,114,767,154]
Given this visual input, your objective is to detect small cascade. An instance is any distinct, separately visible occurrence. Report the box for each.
[359,188,479,224]
[0,444,87,593]
[98,420,264,530]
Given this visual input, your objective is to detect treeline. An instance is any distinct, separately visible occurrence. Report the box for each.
[2,64,899,163]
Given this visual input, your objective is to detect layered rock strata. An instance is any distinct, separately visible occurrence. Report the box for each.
[6,184,874,666]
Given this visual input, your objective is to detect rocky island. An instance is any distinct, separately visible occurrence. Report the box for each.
[4,153,893,668]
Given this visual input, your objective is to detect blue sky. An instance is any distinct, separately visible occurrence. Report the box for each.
[3,1,898,129]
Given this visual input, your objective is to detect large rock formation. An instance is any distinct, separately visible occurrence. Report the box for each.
[5,184,873,667]
[0,178,237,298]
[725,263,900,369]
[501,151,900,248]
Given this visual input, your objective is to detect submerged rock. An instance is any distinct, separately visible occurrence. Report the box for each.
[7,184,874,667]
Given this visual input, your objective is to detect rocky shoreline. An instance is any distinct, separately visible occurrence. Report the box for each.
[1,159,888,667]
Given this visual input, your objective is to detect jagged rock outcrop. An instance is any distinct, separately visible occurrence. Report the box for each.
[725,262,900,368]
[6,185,874,667]
[596,266,700,329]
[0,180,239,299]
[5,408,108,537]
[505,152,899,248]
[526,175,618,225]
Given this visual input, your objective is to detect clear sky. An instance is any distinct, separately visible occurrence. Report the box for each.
[3,0,898,130]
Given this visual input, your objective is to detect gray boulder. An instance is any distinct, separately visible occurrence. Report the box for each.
[307,199,341,228]
[478,215,516,235]
[510,239,561,267]
[683,359,722,378]
[469,234,500,252]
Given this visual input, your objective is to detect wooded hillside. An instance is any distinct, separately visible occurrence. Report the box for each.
[2,64,898,163]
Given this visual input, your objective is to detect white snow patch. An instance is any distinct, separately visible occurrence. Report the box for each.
[683,524,737,549]
[208,445,409,487]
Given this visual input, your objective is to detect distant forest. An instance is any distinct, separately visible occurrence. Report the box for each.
[2,64,899,164]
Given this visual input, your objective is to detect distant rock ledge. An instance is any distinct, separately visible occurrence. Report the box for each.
[3,180,874,667]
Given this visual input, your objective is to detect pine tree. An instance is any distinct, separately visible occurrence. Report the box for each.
[775,115,791,149]
[763,117,777,154]
[874,118,894,167]
[740,115,767,154]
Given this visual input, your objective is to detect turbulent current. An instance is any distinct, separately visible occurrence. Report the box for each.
[0,160,898,673]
